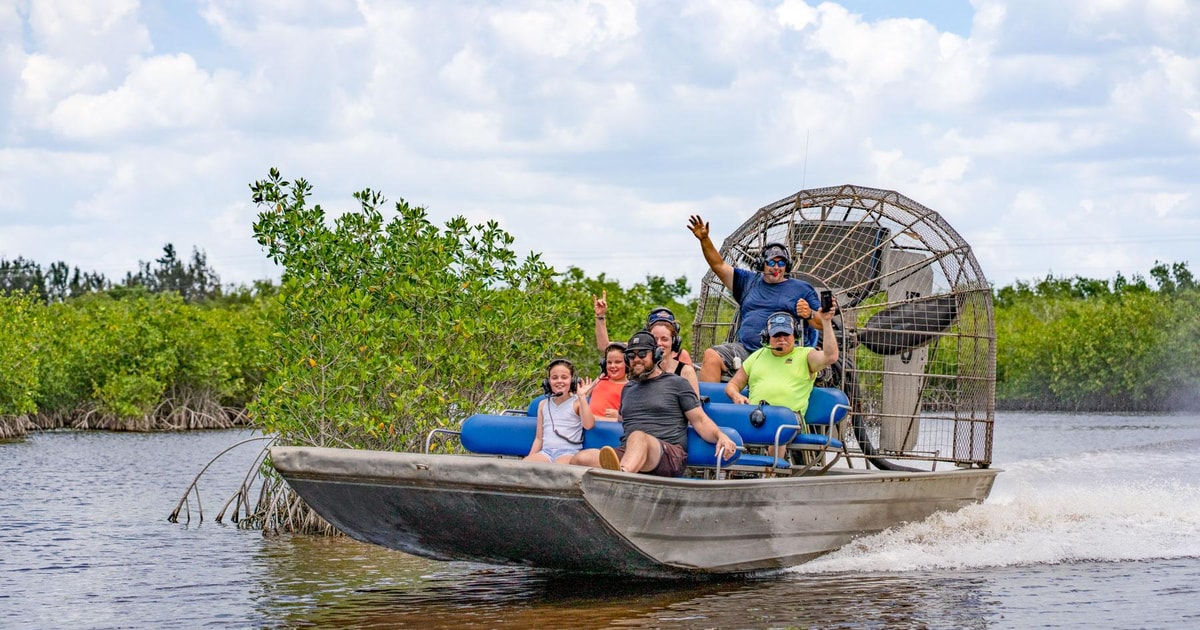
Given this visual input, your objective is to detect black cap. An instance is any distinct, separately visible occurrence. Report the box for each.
[626,330,657,352]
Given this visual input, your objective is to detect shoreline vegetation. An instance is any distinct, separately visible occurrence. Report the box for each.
[6,170,1199,535]
[3,181,1199,445]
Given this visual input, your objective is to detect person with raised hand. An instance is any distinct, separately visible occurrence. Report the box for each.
[687,215,820,383]
[572,330,736,476]
[526,359,596,464]
[593,292,697,393]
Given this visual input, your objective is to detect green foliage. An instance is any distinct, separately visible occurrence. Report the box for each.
[248,169,591,450]
[994,263,1200,410]
[0,292,41,416]
[561,266,695,353]
[31,292,271,426]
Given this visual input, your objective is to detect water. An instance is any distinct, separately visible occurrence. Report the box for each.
[3,413,1200,628]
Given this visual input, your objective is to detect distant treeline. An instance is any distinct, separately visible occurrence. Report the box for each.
[0,244,273,305]
[0,245,286,438]
[0,234,692,442]
[995,261,1200,411]
[0,288,274,440]
[2,185,1198,443]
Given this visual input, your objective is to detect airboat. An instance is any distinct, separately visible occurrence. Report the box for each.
[271,184,999,577]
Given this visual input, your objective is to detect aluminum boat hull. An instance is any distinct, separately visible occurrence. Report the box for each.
[271,446,998,577]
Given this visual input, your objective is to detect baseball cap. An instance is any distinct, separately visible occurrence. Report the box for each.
[646,306,676,324]
[762,243,791,266]
[766,312,796,337]
[626,330,657,351]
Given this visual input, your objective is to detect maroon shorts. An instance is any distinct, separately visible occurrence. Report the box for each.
[615,441,687,477]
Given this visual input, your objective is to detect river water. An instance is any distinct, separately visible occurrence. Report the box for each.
[3,412,1200,629]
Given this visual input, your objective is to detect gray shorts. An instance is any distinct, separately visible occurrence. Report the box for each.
[710,342,750,381]
[539,447,579,462]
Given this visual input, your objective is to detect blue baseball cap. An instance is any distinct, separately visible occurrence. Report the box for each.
[766,312,796,337]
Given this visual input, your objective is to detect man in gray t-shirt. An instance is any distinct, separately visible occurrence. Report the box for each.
[572,330,736,477]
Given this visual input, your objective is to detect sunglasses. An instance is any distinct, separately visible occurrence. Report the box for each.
[765,259,787,268]
[624,348,653,360]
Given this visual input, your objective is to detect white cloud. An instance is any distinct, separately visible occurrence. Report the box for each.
[41,53,250,139]
[489,0,638,58]
[0,0,1198,293]
[25,0,150,62]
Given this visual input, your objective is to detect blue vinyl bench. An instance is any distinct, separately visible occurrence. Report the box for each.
[701,387,851,475]
[698,381,743,404]
[471,386,851,475]
[426,414,742,475]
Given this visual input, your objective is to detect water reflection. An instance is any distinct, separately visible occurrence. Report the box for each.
[9,421,1199,627]
[254,535,998,628]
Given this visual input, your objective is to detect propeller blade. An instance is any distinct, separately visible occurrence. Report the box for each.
[857,295,958,355]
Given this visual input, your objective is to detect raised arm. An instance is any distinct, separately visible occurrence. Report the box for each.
[688,215,734,290]
[575,378,597,430]
[806,298,840,373]
[593,290,610,352]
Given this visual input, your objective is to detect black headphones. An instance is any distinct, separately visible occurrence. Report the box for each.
[542,358,580,395]
[753,241,793,273]
[599,342,626,377]
[759,311,798,347]
[646,318,682,353]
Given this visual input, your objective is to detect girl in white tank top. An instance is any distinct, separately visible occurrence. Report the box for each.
[525,359,596,464]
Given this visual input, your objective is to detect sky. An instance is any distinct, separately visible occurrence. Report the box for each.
[2,0,1198,293]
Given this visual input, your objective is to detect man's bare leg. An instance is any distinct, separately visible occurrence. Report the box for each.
[700,348,724,382]
[621,431,663,473]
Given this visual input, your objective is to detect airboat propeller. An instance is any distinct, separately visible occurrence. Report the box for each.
[693,184,995,471]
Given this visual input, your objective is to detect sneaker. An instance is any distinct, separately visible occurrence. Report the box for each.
[599,446,621,471]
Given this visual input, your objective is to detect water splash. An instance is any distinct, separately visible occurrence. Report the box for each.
[793,472,1200,573]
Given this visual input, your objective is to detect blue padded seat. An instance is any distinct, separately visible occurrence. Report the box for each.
[698,381,746,404]
[735,453,791,468]
[702,387,849,452]
[804,387,851,427]
[582,420,622,450]
[526,395,547,417]
[703,401,801,446]
[458,414,742,468]
[793,433,843,450]
[700,384,847,427]
[461,414,537,457]
[685,426,742,468]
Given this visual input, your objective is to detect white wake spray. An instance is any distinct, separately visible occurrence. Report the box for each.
[793,454,1200,573]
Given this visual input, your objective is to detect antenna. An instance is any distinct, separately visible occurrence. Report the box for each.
[801,129,810,189]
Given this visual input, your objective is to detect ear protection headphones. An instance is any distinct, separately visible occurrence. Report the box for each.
[759,311,798,347]
[542,358,580,395]
[599,342,626,377]
[753,241,794,273]
[647,319,682,353]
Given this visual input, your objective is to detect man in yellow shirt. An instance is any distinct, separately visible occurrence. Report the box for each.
[724,306,839,420]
